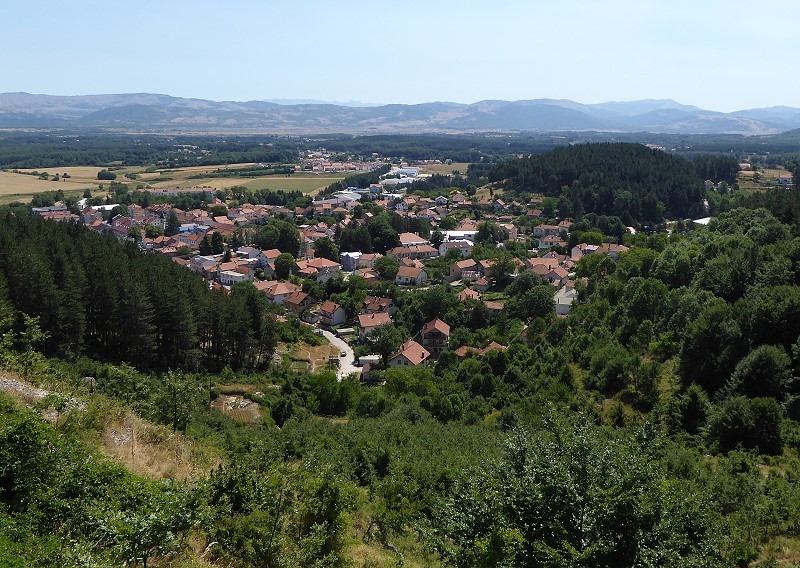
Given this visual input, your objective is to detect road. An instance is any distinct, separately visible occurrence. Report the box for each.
[319,329,359,380]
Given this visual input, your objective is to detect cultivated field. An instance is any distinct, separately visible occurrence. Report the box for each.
[126,165,347,195]
[0,162,350,203]
[0,160,460,204]
[0,167,99,203]
[420,162,470,175]
[737,167,792,192]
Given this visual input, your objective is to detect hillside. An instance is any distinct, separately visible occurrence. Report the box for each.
[2,92,800,134]
[489,142,711,224]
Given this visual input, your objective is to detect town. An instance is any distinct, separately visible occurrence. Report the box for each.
[29,162,632,380]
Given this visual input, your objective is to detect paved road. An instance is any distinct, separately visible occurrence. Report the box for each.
[319,330,359,380]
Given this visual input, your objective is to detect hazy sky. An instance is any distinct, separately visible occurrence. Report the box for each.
[3,0,797,111]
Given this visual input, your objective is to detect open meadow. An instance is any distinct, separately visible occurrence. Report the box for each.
[0,163,350,203]
[419,162,470,175]
[0,170,96,205]
[126,164,346,195]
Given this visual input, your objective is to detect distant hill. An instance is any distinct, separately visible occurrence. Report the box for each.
[1,92,799,135]
[490,142,708,224]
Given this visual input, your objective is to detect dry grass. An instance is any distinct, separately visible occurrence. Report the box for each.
[421,162,470,175]
[126,164,346,195]
[291,341,341,372]
[737,168,793,192]
[1,160,349,201]
[0,169,94,195]
[757,536,800,566]
[244,175,345,195]
[16,165,106,179]
[210,393,263,424]
[101,411,220,481]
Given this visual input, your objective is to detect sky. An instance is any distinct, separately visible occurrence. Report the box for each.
[3,0,798,112]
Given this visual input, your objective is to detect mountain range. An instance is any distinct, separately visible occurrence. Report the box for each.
[2,92,800,135]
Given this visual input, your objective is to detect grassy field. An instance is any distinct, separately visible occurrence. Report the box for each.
[1,160,466,204]
[420,162,470,175]
[737,167,792,192]
[125,165,347,195]
[0,162,349,203]
[0,167,98,201]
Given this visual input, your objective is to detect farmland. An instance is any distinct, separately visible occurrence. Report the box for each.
[0,164,350,203]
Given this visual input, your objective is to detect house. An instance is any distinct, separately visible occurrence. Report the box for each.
[449,258,480,282]
[545,266,570,287]
[484,300,505,314]
[539,234,566,249]
[454,341,507,358]
[451,193,468,206]
[358,253,382,268]
[255,280,301,306]
[362,296,395,314]
[319,300,347,326]
[387,244,438,261]
[472,276,492,292]
[458,288,481,302]
[420,318,450,356]
[532,224,562,238]
[395,266,428,286]
[358,312,393,341]
[284,290,313,315]
[596,243,630,260]
[439,239,474,258]
[219,267,253,286]
[389,340,431,368]
[526,209,543,220]
[355,269,381,285]
[340,251,362,272]
[571,243,600,260]
[499,224,518,242]
[555,284,578,316]
[399,232,430,247]
[295,257,342,283]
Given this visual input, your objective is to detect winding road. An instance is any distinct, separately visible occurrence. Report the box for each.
[318,329,359,380]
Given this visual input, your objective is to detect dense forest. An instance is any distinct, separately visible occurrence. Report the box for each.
[0,213,279,372]
[0,132,299,169]
[488,143,733,224]
[6,129,800,171]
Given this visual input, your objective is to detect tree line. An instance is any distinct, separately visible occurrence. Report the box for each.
[489,142,713,224]
[0,212,277,372]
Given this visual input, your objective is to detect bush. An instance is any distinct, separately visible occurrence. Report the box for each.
[704,396,783,455]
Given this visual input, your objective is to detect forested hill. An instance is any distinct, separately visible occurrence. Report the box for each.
[0,213,276,373]
[489,143,714,224]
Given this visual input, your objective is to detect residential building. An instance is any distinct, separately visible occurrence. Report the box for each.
[449,258,480,282]
[362,296,395,314]
[358,312,392,341]
[555,283,578,316]
[420,318,450,356]
[389,340,431,368]
[395,266,428,286]
[319,300,347,327]
[284,291,313,315]
[532,224,562,238]
[295,257,342,283]
[255,280,301,306]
